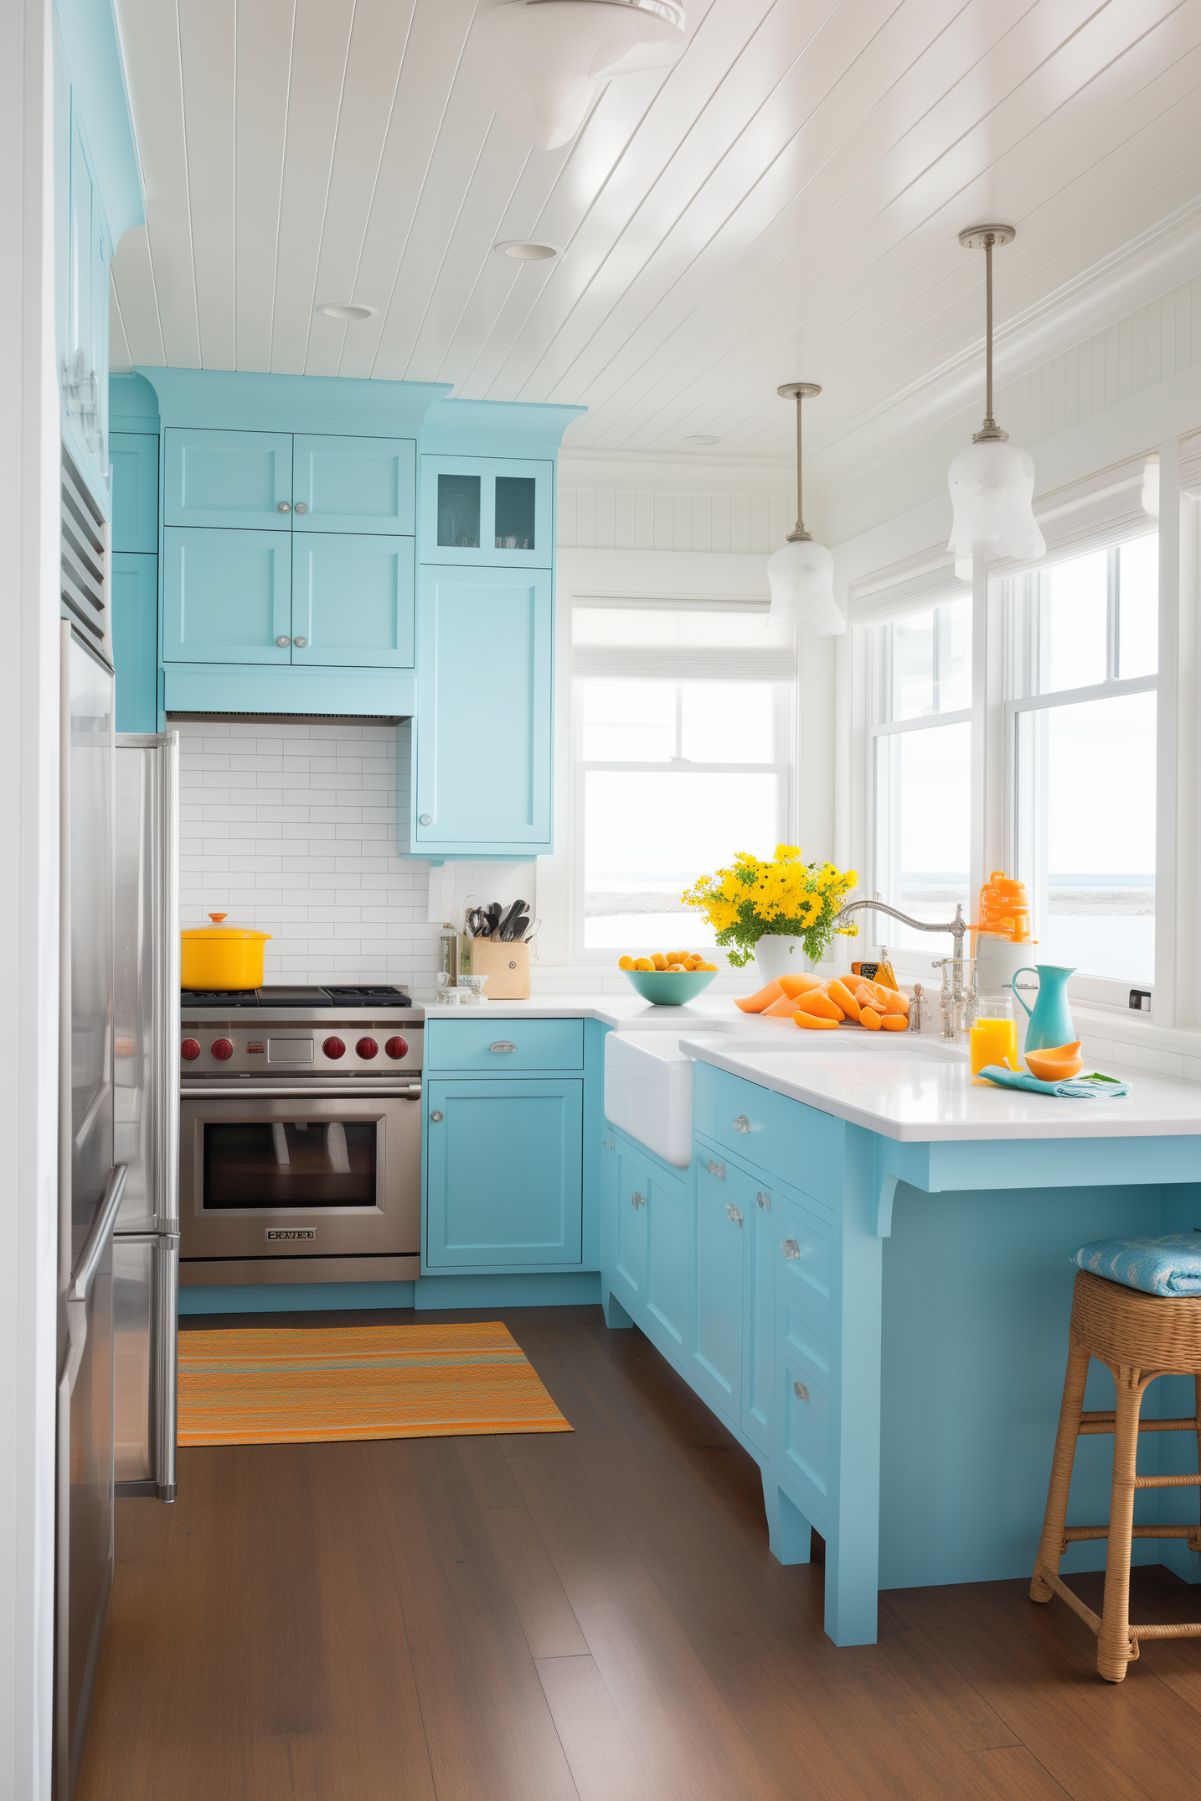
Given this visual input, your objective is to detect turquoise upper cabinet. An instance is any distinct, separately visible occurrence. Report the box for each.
[408,565,553,855]
[293,435,415,534]
[163,528,292,664]
[424,1077,584,1270]
[60,107,111,504]
[293,535,414,668]
[164,428,293,529]
[422,456,552,568]
[109,433,158,554]
[111,554,158,732]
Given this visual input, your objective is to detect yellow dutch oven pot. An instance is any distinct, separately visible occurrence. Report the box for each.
[181,913,272,991]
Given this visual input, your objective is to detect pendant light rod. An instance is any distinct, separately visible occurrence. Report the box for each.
[960,223,1015,444]
[777,380,821,543]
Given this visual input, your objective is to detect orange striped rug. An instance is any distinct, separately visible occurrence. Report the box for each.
[177,1320,571,1448]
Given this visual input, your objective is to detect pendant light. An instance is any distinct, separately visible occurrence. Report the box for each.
[947,225,1045,580]
[476,0,687,151]
[767,382,844,636]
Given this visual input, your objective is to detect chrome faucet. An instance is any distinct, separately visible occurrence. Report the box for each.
[833,898,970,1039]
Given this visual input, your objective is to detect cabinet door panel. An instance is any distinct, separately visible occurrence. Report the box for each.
[645,1166,690,1353]
[425,1078,583,1269]
[743,1180,777,1456]
[162,528,291,664]
[422,457,552,568]
[163,429,292,529]
[111,555,158,732]
[614,1147,649,1303]
[293,534,415,668]
[109,435,159,554]
[414,566,552,854]
[690,1154,745,1420]
[293,435,415,534]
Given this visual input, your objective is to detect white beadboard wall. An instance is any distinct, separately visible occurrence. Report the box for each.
[176,719,444,988]
[557,485,791,554]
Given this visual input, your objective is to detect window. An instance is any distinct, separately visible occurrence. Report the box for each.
[571,602,793,954]
[867,597,972,951]
[1008,535,1158,987]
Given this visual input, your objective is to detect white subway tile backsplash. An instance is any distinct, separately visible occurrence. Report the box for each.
[175,718,441,988]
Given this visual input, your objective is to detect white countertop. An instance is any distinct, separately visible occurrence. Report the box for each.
[419,993,752,1030]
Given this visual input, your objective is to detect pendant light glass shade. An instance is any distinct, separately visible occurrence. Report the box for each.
[767,381,845,635]
[476,0,687,150]
[947,225,1044,580]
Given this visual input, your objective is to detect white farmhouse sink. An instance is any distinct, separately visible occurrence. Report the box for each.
[604,1032,695,1167]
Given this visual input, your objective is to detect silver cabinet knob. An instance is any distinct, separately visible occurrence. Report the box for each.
[781,1239,800,1260]
[704,1158,725,1180]
[732,1114,751,1134]
[601,1134,614,1151]
[430,1110,444,1123]
[631,1191,645,1210]
[756,1190,771,1211]
[419,813,433,826]
[293,636,308,648]
[275,635,291,647]
[489,1041,517,1054]
[277,500,291,513]
[294,501,308,514]
[793,1380,810,1404]
[724,1202,743,1227]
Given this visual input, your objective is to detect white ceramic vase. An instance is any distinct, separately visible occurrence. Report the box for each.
[753,935,816,982]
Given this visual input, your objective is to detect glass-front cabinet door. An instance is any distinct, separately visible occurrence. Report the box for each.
[421,456,552,568]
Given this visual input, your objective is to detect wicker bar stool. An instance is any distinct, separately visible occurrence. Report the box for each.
[1031,1267,1201,1681]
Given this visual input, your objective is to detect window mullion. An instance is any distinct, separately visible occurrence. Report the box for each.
[1107,546,1120,682]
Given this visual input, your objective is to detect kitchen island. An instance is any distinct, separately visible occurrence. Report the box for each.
[598,1022,1201,1648]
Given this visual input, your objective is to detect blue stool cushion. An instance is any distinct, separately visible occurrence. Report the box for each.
[1074,1233,1201,1298]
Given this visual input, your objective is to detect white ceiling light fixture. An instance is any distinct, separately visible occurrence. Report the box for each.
[316,301,378,322]
[947,225,1044,581]
[767,382,843,637]
[685,432,722,446]
[495,239,561,262]
[476,0,687,150]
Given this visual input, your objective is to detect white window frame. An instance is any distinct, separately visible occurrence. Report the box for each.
[560,594,797,968]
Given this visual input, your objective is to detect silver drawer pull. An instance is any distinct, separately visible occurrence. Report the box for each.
[601,1134,614,1151]
[756,1190,771,1211]
[793,1380,810,1404]
[732,1114,751,1134]
[781,1239,801,1260]
[294,501,309,514]
[430,1110,444,1123]
[489,1040,518,1054]
[631,1191,645,1209]
[705,1158,725,1180]
[724,1203,743,1227]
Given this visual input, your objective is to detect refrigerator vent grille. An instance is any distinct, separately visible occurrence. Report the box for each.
[60,445,108,658]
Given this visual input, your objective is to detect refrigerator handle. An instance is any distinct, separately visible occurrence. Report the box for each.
[154,1232,179,1502]
[62,1164,127,1389]
[155,734,181,1231]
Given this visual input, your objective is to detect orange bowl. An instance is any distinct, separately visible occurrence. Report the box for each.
[1025,1040,1084,1081]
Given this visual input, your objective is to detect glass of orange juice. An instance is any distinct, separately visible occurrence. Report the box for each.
[971,1002,1019,1082]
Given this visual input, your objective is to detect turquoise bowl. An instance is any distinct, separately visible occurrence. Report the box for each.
[622,968,717,1006]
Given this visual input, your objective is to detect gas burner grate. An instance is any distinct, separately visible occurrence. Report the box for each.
[321,985,413,1007]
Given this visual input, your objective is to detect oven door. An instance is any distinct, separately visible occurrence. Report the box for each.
[179,1083,421,1263]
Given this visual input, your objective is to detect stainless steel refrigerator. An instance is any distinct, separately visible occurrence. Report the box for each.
[113,731,180,1501]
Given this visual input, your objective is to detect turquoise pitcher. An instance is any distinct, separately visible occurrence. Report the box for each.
[1011,964,1076,1051]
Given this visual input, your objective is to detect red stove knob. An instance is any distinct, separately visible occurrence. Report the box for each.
[356,1036,379,1060]
[210,1038,234,1062]
[323,1036,347,1060]
[384,1035,409,1061]
[181,1037,201,1062]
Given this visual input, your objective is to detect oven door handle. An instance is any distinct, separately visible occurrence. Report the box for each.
[181,1082,423,1100]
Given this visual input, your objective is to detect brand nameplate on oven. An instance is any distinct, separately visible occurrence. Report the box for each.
[265,1228,316,1242]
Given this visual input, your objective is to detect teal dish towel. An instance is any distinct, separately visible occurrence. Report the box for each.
[979,1066,1130,1100]
[1074,1233,1201,1297]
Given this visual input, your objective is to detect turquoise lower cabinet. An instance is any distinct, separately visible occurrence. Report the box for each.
[292,534,415,667]
[293,434,415,534]
[613,1145,649,1306]
[743,1177,778,1457]
[163,527,291,664]
[164,427,292,528]
[644,1157,691,1357]
[407,565,553,856]
[690,1150,748,1422]
[425,1077,583,1271]
[111,554,158,731]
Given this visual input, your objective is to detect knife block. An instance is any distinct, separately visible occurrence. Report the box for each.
[470,938,530,1000]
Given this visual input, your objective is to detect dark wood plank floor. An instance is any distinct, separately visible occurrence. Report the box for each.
[78,1306,1201,1801]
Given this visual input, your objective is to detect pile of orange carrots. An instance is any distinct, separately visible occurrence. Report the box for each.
[734,972,910,1032]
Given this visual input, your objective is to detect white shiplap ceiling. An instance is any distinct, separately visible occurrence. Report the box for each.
[110,0,1201,459]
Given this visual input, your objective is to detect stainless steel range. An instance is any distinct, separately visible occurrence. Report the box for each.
[178,986,423,1286]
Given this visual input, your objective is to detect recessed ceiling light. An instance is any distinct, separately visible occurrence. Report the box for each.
[495,239,561,263]
[685,433,722,446]
[315,301,378,322]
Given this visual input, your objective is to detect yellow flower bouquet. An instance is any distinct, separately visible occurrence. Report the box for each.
[681,845,859,969]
